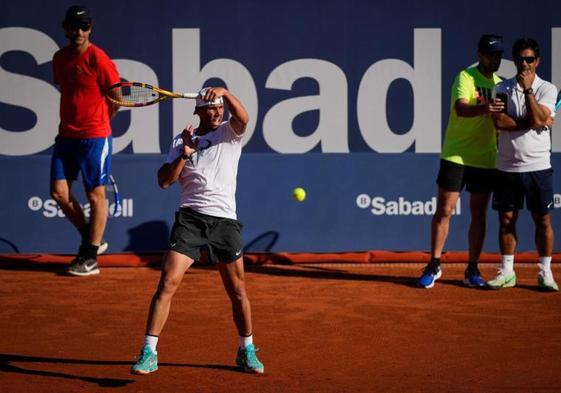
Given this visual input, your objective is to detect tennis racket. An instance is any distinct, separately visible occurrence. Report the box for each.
[106,82,198,107]
[107,175,122,216]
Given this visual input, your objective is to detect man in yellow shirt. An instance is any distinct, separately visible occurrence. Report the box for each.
[418,34,505,288]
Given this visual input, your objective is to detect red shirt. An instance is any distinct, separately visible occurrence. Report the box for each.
[53,43,120,138]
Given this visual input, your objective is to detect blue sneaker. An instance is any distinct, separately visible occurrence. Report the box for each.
[131,346,158,375]
[463,265,486,287]
[236,344,264,374]
[418,263,442,288]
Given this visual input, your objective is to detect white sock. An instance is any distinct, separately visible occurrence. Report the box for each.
[240,334,253,349]
[144,334,159,353]
[539,256,552,271]
[501,255,515,273]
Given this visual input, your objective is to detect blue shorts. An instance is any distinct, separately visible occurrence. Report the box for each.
[50,136,112,190]
[492,168,554,215]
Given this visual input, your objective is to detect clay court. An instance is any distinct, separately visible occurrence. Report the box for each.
[1,256,560,393]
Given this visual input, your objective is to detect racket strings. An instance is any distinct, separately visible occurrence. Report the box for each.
[108,85,160,105]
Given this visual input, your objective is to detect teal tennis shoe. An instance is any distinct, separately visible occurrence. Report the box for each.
[236,344,264,374]
[131,345,158,375]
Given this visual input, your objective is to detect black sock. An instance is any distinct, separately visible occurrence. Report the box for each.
[467,261,478,270]
[80,227,89,244]
[430,257,441,267]
[81,243,99,260]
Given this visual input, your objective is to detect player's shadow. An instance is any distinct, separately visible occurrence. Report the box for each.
[245,264,415,287]
[0,353,245,386]
[0,353,134,387]
[243,231,279,252]
[124,220,170,253]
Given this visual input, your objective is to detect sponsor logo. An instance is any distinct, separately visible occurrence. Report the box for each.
[27,196,133,218]
[356,194,461,216]
[554,193,561,208]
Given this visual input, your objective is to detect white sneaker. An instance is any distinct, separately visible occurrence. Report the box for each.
[486,269,516,289]
[97,240,108,255]
[537,264,559,291]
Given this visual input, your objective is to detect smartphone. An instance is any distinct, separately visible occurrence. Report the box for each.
[496,92,508,113]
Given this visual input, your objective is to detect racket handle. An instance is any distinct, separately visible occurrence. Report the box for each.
[183,93,199,99]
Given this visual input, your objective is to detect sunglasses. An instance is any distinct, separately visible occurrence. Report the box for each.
[515,56,536,64]
[65,21,91,31]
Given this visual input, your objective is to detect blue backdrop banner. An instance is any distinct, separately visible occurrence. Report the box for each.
[1,0,560,253]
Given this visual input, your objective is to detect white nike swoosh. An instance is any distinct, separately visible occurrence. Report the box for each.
[548,202,553,208]
[77,11,85,15]
[489,40,497,44]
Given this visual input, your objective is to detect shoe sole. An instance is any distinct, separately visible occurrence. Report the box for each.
[487,279,516,289]
[419,270,442,289]
[131,366,158,375]
[462,278,486,288]
[67,268,100,276]
[237,365,264,374]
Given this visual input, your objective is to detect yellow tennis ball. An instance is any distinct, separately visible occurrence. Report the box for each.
[293,187,306,202]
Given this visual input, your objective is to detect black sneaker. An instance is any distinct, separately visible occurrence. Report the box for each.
[67,256,100,276]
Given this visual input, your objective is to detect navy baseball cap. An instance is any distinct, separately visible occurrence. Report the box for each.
[478,34,504,53]
[64,5,92,24]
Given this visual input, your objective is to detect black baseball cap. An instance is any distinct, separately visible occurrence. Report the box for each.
[63,5,92,24]
[478,34,504,53]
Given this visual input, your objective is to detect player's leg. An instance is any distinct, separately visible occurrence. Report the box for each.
[147,250,194,335]
[419,160,463,288]
[527,169,557,290]
[132,250,194,375]
[218,257,252,336]
[488,171,520,289]
[50,137,88,238]
[431,188,461,259]
[218,258,264,374]
[461,192,491,287]
[67,137,111,276]
[462,166,495,287]
[85,185,108,245]
[50,179,88,231]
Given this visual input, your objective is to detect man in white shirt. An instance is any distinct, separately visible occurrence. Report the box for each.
[131,87,264,374]
[489,38,558,291]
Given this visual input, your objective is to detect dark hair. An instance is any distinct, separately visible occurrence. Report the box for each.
[512,38,540,59]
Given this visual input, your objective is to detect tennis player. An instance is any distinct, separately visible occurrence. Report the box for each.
[50,5,120,276]
[488,38,558,290]
[131,87,264,374]
[418,34,505,288]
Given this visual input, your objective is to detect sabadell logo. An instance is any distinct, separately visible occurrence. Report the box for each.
[27,196,133,218]
[356,194,461,216]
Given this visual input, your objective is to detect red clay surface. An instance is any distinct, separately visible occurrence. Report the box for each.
[1,263,561,392]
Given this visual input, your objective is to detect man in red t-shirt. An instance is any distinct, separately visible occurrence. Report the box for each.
[50,5,120,276]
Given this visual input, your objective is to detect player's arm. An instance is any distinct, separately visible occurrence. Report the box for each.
[201,87,249,135]
[524,93,554,129]
[491,112,532,131]
[454,98,504,117]
[158,126,197,188]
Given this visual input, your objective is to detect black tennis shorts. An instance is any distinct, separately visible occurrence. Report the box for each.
[492,168,554,215]
[436,159,496,193]
[169,207,244,264]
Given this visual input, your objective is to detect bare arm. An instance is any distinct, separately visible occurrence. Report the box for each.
[201,87,249,135]
[157,126,197,188]
[454,98,504,118]
[492,112,533,131]
[524,93,552,128]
